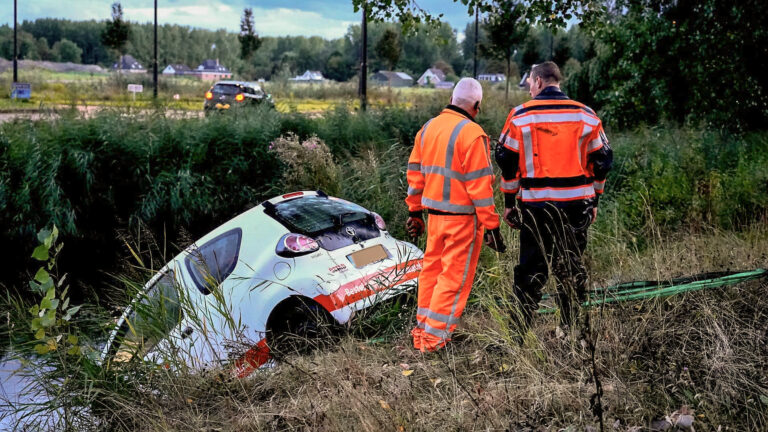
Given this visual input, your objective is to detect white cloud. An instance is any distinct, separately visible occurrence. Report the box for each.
[123,5,354,39]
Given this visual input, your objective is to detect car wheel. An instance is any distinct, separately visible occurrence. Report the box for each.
[266,297,338,358]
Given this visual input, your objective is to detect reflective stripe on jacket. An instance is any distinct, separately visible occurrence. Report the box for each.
[406,106,500,230]
[496,90,612,204]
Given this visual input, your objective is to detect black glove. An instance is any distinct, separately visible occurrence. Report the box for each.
[484,227,506,253]
[406,212,425,239]
[504,206,522,230]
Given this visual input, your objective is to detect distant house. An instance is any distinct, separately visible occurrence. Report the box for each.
[111,55,145,73]
[371,71,413,87]
[193,59,232,80]
[435,81,455,89]
[290,70,324,83]
[417,68,446,86]
[162,63,192,75]
[478,73,506,82]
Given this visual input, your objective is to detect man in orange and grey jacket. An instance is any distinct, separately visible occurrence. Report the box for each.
[495,61,613,330]
[405,77,506,352]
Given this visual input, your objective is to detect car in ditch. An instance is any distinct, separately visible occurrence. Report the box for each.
[203,80,274,115]
[100,191,423,378]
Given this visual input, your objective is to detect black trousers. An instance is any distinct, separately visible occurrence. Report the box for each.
[512,202,592,329]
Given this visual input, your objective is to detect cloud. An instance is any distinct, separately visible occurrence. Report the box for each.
[123,5,355,39]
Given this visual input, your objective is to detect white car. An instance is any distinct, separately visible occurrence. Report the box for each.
[100,191,423,378]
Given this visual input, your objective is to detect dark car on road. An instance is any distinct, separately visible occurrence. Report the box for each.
[204,80,274,115]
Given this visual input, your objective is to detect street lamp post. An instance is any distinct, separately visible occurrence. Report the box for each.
[13,0,18,83]
[359,3,367,111]
[153,0,158,99]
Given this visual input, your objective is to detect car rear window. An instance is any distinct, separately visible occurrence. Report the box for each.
[271,196,370,234]
[212,84,241,95]
[114,271,181,362]
[184,228,243,294]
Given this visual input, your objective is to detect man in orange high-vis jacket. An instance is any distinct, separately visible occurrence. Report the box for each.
[495,61,613,331]
[405,78,506,352]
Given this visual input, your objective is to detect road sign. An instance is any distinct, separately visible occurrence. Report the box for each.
[10,83,31,100]
[127,84,143,101]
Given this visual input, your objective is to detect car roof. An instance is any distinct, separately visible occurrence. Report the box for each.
[214,80,261,90]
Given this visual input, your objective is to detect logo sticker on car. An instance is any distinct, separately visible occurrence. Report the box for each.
[345,226,356,237]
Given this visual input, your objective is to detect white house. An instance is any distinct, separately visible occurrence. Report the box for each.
[417,68,446,86]
[162,64,192,75]
[290,70,325,83]
[478,73,506,82]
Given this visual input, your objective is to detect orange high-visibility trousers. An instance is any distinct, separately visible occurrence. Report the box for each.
[412,214,484,352]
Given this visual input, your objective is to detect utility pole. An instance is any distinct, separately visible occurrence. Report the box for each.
[359,3,367,111]
[473,6,478,79]
[153,0,158,99]
[13,0,18,83]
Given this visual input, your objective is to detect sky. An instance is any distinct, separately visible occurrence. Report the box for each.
[1,1,477,40]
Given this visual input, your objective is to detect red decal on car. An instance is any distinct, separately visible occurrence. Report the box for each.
[231,339,270,378]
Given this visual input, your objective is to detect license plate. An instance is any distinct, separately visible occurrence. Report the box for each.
[347,245,389,268]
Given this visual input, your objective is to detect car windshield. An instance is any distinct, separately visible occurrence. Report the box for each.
[212,84,241,95]
[114,271,182,362]
[271,196,370,234]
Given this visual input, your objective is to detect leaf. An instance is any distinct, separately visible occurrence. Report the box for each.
[28,280,42,293]
[37,228,52,245]
[45,287,55,300]
[67,345,80,356]
[430,378,442,387]
[62,297,70,310]
[34,267,50,284]
[31,318,42,330]
[760,395,768,406]
[41,309,56,327]
[378,400,391,410]
[401,369,414,377]
[34,343,50,355]
[63,305,81,321]
[499,363,511,372]
[67,334,78,345]
[31,245,49,261]
[29,305,40,316]
[40,298,53,310]
[34,328,45,340]
[47,338,57,351]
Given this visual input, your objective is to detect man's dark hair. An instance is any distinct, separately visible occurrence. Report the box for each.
[531,61,562,84]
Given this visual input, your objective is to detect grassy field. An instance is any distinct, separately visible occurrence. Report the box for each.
[1,89,767,430]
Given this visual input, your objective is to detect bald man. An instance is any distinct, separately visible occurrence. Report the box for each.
[405,78,505,352]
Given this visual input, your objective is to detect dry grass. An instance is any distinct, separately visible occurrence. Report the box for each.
[83,225,768,431]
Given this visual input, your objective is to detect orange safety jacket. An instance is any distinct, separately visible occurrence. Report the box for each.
[406,106,500,230]
[496,87,612,206]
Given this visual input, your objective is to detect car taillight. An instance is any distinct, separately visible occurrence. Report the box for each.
[205,91,213,100]
[276,233,319,257]
[235,93,245,102]
[372,212,386,231]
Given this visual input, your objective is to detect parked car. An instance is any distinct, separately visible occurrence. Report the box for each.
[203,80,274,114]
[100,191,423,378]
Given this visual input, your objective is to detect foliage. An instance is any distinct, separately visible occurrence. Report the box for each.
[268,133,340,196]
[564,0,768,131]
[481,1,528,101]
[238,8,262,61]
[27,226,82,357]
[374,29,401,71]
[100,2,131,58]
[50,38,82,63]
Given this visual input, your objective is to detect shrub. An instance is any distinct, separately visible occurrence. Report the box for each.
[268,133,340,195]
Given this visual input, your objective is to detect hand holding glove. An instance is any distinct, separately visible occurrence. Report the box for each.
[484,227,506,253]
[405,212,425,239]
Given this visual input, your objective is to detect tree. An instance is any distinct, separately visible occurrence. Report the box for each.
[482,1,528,102]
[52,38,82,63]
[101,2,130,67]
[375,28,400,70]
[238,8,262,60]
[353,0,606,30]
